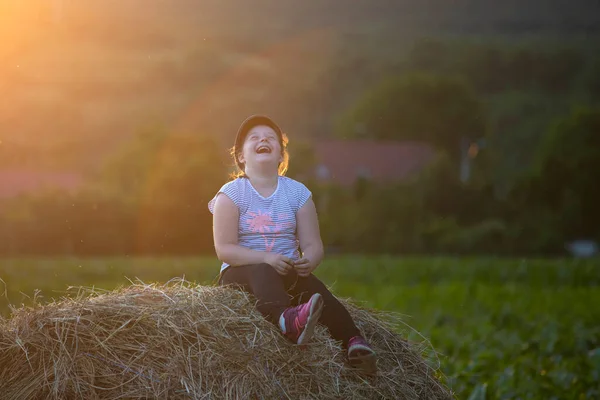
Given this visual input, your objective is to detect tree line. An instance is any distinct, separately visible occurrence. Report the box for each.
[1,39,599,256]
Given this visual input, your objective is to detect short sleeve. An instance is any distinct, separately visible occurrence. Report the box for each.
[208,179,242,214]
[291,180,312,214]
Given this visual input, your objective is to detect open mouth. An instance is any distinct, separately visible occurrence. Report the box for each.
[256,145,272,154]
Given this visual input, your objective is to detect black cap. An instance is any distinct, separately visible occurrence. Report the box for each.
[234,114,283,171]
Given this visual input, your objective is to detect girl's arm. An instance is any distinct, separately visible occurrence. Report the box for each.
[212,193,293,273]
[294,197,324,276]
[212,193,267,266]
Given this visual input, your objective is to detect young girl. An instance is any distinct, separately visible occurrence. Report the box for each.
[208,114,377,374]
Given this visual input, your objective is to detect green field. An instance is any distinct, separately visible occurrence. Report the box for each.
[1,256,599,399]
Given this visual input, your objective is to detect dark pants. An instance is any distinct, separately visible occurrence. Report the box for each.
[219,263,361,348]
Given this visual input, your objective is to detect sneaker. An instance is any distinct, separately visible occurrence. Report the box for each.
[348,336,377,375]
[281,293,324,345]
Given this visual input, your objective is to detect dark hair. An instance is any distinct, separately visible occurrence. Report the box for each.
[230,115,290,178]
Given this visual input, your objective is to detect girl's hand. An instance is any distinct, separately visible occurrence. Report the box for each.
[294,257,316,277]
[264,253,294,275]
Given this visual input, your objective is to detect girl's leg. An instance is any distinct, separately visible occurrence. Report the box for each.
[219,263,291,325]
[289,272,377,374]
[287,272,361,348]
[220,264,324,345]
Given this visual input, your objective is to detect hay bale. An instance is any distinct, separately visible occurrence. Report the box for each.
[0,279,453,399]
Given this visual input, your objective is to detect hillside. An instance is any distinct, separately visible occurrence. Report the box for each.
[1,0,599,171]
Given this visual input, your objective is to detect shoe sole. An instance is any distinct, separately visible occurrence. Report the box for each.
[349,351,378,376]
[296,293,324,346]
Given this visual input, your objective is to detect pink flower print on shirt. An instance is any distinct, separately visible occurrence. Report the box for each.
[264,238,276,252]
[246,210,276,252]
[245,211,294,253]
[246,211,274,234]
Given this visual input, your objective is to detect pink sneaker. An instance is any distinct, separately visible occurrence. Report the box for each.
[281,293,324,345]
[348,336,377,375]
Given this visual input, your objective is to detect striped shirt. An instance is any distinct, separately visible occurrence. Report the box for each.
[208,176,312,273]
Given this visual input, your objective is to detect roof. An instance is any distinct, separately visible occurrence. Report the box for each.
[311,139,436,186]
[0,170,83,199]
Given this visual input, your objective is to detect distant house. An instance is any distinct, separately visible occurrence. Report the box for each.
[0,170,83,199]
[309,139,436,187]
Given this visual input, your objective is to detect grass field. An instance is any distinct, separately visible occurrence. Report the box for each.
[1,256,599,399]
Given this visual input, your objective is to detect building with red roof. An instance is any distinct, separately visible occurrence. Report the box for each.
[0,170,83,199]
[310,139,436,186]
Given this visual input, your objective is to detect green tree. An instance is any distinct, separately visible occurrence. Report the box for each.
[336,73,487,160]
[94,123,229,254]
[517,107,600,243]
[285,139,317,181]
[94,123,169,201]
[485,90,571,195]
[586,57,600,103]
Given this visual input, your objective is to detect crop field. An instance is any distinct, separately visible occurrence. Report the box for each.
[0,256,598,399]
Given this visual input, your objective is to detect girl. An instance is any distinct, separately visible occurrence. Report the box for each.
[208,114,377,374]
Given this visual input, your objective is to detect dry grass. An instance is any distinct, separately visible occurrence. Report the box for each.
[0,279,453,399]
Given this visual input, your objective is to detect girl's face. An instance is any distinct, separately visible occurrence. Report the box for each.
[238,125,282,171]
